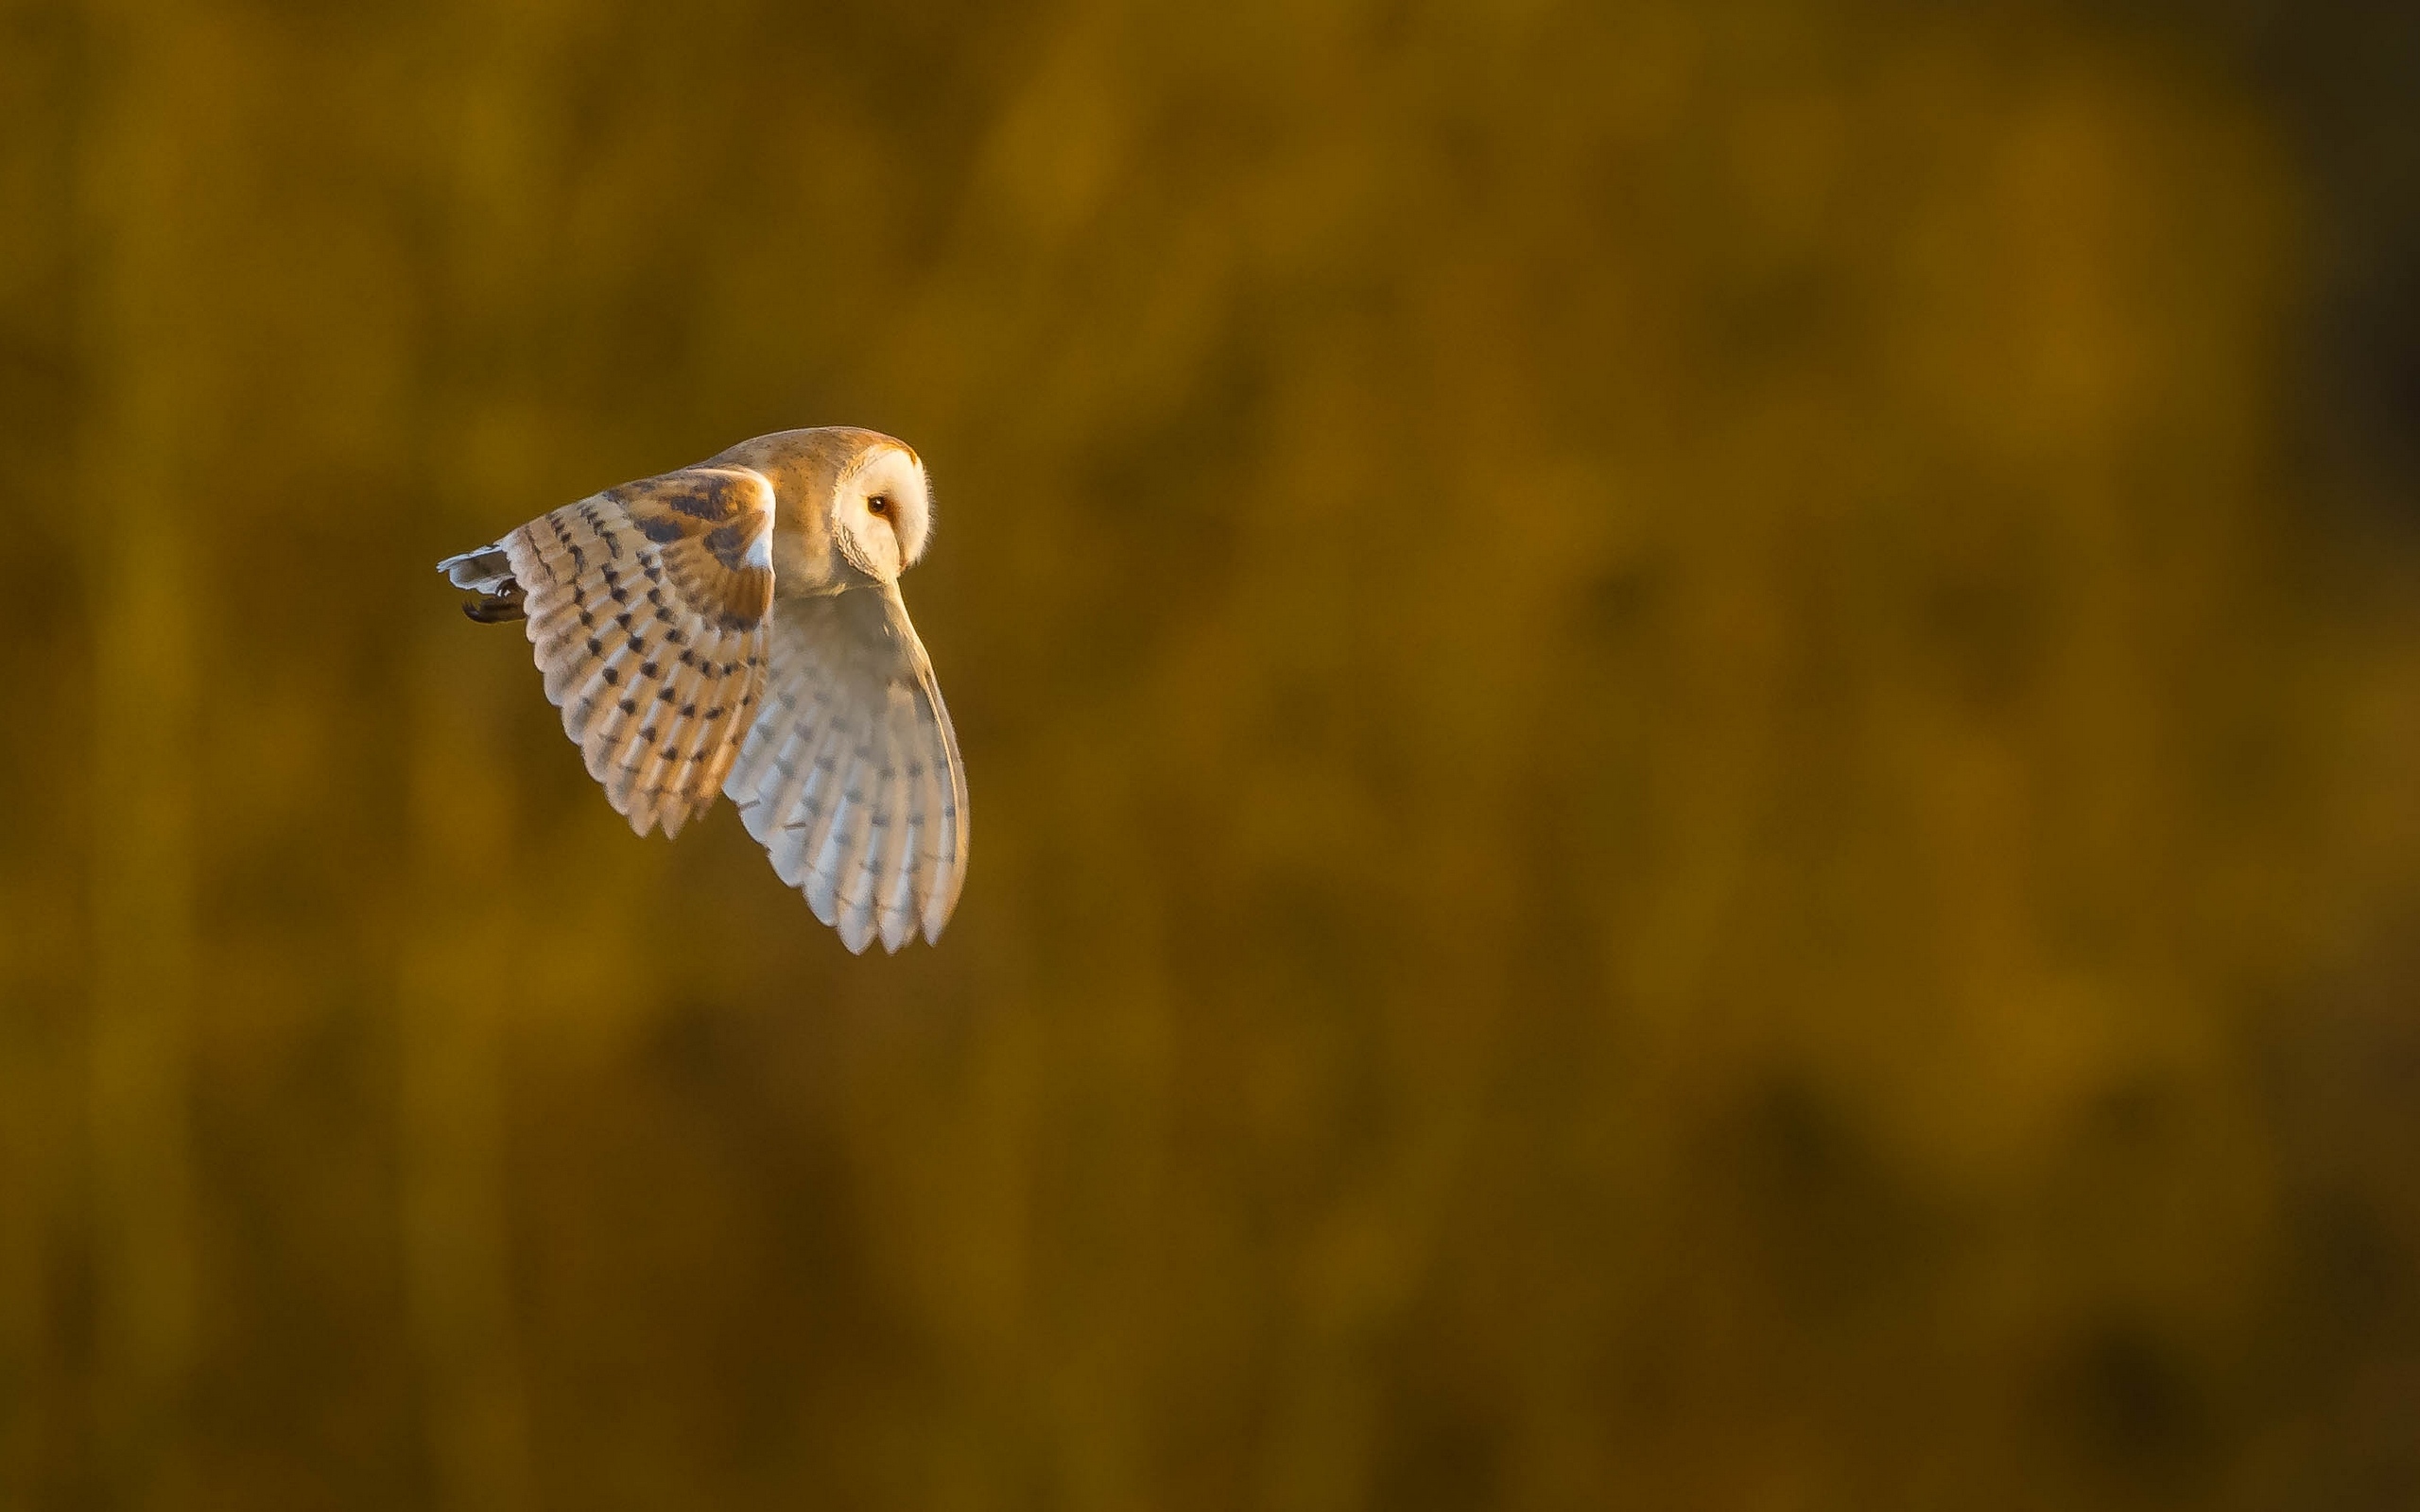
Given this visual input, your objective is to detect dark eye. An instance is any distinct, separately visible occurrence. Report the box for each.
[867,495,890,516]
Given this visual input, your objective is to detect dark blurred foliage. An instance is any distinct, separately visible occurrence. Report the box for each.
[4,0,2420,1508]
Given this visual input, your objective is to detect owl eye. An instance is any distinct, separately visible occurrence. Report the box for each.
[867,495,890,517]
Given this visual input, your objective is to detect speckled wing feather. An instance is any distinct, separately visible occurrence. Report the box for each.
[722,585,969,954]
[497,467,776,839]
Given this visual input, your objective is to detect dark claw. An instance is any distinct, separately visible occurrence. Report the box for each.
[461,583,527,624]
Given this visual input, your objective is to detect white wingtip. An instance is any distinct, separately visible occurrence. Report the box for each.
[805,885,838,929]
[436,542,514,593]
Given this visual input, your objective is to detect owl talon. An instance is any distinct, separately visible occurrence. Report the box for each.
[461,583,527,624]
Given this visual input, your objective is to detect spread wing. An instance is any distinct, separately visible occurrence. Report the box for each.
[499,467,776,839]
[722,585,970,954]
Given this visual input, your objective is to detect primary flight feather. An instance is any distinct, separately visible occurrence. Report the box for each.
[436,426,969,954]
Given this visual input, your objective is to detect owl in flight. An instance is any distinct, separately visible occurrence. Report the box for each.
[437,427,968,954]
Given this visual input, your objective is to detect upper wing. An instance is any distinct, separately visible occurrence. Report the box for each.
[500,467,776,839]
[721,585,970,954]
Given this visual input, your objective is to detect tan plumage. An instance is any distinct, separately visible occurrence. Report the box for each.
[438,427,969,953]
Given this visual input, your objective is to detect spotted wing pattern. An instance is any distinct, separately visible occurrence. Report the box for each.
[501,467,776,838]
[722,585,970,954]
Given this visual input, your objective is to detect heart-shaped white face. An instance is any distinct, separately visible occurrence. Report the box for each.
[834,442,931,582]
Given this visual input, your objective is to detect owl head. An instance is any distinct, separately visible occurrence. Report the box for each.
[830,437,931,582]
[715,426,935,587]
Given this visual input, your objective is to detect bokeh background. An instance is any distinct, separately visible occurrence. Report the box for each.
[7,0,2420,1506]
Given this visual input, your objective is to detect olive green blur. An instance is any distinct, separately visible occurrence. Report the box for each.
[7,1,2420,1507]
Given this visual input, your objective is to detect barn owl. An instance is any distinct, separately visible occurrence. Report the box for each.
[436,427,968,954]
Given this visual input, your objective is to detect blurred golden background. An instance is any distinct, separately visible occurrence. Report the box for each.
[8,0,2420,1506]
